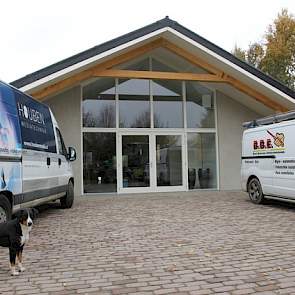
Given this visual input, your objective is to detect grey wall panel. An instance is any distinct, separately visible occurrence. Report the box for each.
[216,91,262,190]
[45,86,82,196]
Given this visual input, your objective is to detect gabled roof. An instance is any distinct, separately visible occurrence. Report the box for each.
[11,16,295,100]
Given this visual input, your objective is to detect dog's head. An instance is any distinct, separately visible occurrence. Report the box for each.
[14,208,38,228]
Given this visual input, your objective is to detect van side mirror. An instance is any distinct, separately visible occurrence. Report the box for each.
[67,147,76,161]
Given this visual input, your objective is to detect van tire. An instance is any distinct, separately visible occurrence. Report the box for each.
[60,181,74,209]
[248,178,265,204]
[0,194,12,223]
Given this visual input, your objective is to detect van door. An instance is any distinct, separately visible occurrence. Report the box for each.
[242,129,274,195]
[14,90,59,203]
[55,127,71,189]
[273,158,295,199]
[272,124,295,199]
[257,157,275,195]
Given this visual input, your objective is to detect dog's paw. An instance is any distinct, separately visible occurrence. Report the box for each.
[19,266,26,272]
[11,270,19,276]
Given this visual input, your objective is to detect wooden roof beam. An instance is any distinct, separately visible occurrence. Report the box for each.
[162,39,222,75]
[93,69,229,82]
[161,40,288,111]
[32,37,289,112]
[33,38,165,99]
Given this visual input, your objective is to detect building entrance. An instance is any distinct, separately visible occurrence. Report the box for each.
[118,133,186,193]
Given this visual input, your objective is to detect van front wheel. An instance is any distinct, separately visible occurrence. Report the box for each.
[0,194,12,223]
[60,181,74,209]
[248,178,264,204]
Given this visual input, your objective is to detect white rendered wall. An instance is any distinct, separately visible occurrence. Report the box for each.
[46,86,82,196]
[216,91,262,190]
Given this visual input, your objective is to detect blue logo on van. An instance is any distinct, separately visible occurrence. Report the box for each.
[15,92,56,153]
[17,103,45,125]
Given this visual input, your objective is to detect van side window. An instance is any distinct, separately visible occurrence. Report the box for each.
[55,128,67,156]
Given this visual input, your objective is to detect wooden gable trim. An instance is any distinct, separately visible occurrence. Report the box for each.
[31,37,289,112]
[225,75,288,112]
[161,39,222,75]
[161,40,288,111]
[33,38,164,100]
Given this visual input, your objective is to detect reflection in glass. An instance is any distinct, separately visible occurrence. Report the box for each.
[118,79,150,128]
[151,49,211,73]
[187,133,217,189]
[152,58,176,72]
[83,78,116,128]
[83,133,117,193]
[116,57,150,71]
[156,135,182,186]
[152,80,183,128]
[186,81,215,128]
[122,135,150,187]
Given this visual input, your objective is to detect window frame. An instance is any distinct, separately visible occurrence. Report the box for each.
[55,127,67,157]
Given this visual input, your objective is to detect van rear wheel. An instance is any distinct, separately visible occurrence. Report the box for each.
[60,181,74,209]
[0,194,12,223]
[248,178,264,204]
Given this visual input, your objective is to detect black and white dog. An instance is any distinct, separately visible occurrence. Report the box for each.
[0,208,38,276]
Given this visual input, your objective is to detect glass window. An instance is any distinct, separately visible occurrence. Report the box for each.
[186,81,215,128]
[187,133,217,189]
[118,79,150,128]
[152,58,176,72]
[82,78,116,128]
[116,57,150,71]
[55,128,67,156]
[83,133,117,193]
[152,80,183,128]
[151,49,210,74]
[156,135,182,186]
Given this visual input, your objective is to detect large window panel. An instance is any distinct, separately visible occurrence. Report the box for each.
[152,80,183,128]
[187,133,217,189]
[118,79,150,128]
[156,135,182,186]
[83,133,117,193]
[82,78,116,128]
[186,81,215,128]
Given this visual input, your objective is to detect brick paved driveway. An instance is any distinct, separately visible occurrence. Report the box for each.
[1,191,295,295]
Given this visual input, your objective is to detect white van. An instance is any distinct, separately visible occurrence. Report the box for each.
[241,111,295,204]
[0,81,76,222]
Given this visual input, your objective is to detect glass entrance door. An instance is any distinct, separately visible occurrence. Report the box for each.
[119,134,152,193]
[118,133,185,193]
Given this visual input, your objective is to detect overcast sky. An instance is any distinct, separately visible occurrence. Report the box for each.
[1,0,295,83]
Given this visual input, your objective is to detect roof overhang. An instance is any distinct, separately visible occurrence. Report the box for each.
[18,28,168,93]
[11,18,295,113]
[163,28,295,111]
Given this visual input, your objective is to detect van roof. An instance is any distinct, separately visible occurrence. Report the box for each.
[244,118,295,134]
[0,80,49,108]
[243,110,295,129]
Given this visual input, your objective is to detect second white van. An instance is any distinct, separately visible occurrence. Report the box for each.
[241,111,295,204]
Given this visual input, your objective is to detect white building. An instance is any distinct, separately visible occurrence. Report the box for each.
[11,17,295,196]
